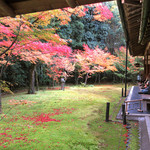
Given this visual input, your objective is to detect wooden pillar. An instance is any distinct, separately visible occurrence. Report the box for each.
[125,41,128,97]
[144,55,146,75]
[146,52,148,77]
[122,88,124,97]
[148,52,150,75]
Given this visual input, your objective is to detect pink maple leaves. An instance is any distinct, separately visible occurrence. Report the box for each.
[0,107,75,148]
[22,108,74,124]
[94,3,113,21]
[22,113,61,123]
[75,44,118,77]
[9,99,37,105]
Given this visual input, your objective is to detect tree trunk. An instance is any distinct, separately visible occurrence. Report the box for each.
[53,79,55,87]
[76,77,79,85]
[84,73,89,85]
[28,64,36,94]
[35,68,39,91]
[98,73,101,84]
[75,74,79,85]
[113,74,115,83]
[95,73,98,84]
[98,72,101,84]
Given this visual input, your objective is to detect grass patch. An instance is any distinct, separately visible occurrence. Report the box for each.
[128,121,140,150]
[0,85,130,149]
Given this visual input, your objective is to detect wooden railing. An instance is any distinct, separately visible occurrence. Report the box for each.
[125,99,143,113]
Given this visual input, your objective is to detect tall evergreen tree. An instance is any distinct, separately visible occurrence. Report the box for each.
[57,5,112,50]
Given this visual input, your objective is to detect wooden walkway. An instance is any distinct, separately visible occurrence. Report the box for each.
[126,86,150,115]
[117,86,150,150]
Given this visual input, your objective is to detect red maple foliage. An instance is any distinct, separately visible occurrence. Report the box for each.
[75,45,118,84]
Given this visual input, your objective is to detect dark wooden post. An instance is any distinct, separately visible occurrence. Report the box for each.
[106,102,110,122]
[122,88,124,97]
[122,104,126,125]
[125,42,128,97]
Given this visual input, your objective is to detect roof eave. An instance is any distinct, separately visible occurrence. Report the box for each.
[138,0,150,45]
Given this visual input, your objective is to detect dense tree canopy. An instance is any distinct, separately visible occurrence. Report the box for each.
[57,4,113,50]
[0,1,135,92]
[0,15,72,94]
[75,45,118,84]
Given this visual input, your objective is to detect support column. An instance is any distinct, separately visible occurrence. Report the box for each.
[125,41,128,97]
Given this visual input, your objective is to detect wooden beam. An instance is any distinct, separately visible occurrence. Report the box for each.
[66,0,77,8]
[144,42,150,56]
[0,0,15,17]
[117,0,129,42]
[122,0,141,5]
[139,0,150,44]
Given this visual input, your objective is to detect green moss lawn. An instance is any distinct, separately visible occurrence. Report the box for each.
[0,85,137,150]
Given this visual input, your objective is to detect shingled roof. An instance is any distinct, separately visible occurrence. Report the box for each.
[117,0,150,56]
[0,0,112,17]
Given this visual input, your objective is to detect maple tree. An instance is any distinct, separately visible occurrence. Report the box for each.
[63,3,113,22]
[0,14,72,94]
[0,14,72,113]
[25,2,113,28]
[0,2,113,78]
[75,44,118,85]
[0,2,114,113]
[47,54,75,86]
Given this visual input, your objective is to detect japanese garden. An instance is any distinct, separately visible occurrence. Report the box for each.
[0,1,145,149]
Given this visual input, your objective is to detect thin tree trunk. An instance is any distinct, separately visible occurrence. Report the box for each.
[53,79,55,87]
[75,73,79,85]
[28,64,36,94]
[113,74,115,83]
[76,77,79,85]
[35,68,39,91]
[95,73,98,84]
[85,73,89,85]
[98,73,101,84]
